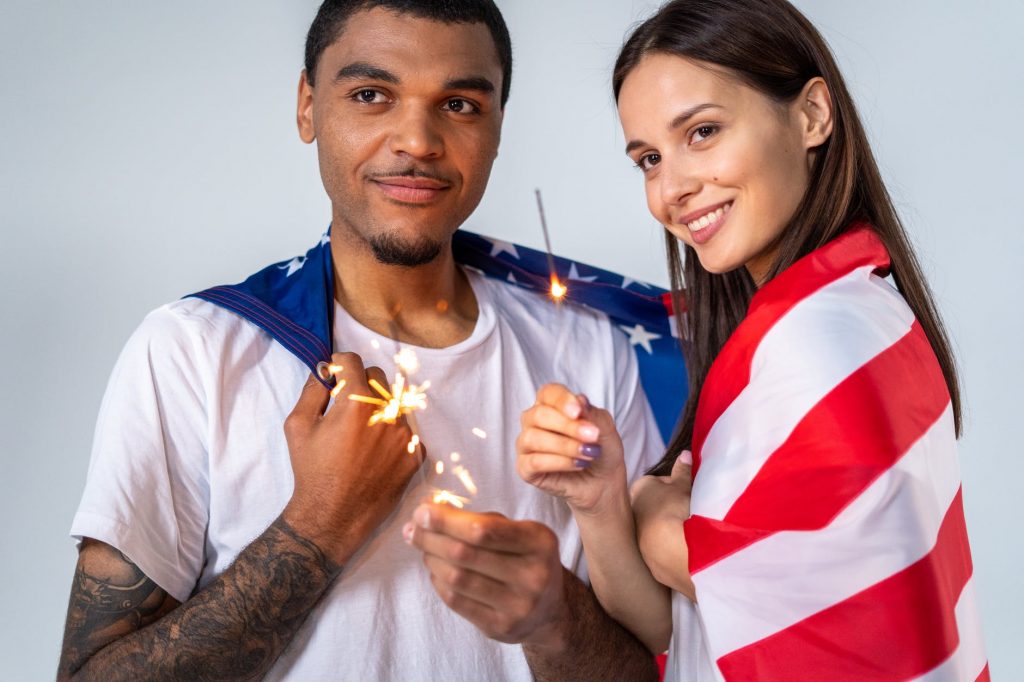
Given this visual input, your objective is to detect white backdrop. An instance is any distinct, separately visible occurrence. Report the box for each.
[1,1,1021,678]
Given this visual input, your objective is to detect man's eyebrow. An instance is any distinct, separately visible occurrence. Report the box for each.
[334,61,400,84]
[624,103,722,154]
[443,76,496,95]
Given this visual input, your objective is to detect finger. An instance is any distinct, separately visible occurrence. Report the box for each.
[426,571,510,640]
[669,451,693,482]
[364,364,389,389]
[517,428,599,462]
[535,383,583,419]
[412,504,557,555]
[422,552,510,604]
[521,404,600,444]
[574,403,621,449]
[289,371,331,424]
[324,351,372,392]
[519,453,592,480]
[407,521,530,582]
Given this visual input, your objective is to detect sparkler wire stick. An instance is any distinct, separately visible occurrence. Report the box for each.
[535,188,571,383]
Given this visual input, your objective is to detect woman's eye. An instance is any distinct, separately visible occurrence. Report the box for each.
[690,124,718,144]
[637,153,661,172]
[444,98,479,114]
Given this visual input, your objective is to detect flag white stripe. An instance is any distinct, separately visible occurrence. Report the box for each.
[692,268,916,520]
[912,578,987,682]
[693,404,960,657]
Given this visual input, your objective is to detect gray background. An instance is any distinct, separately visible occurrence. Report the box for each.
[2,1,1021,678]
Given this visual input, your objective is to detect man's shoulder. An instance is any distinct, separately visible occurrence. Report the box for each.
[472,269,612,330]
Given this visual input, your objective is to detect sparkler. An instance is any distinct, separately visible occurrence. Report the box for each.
[535,189,567,302]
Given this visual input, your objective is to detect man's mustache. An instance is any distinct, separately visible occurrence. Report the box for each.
[368,167,453,185]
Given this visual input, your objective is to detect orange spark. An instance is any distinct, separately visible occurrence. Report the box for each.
[550,275,567,301]
[432,489,470,508]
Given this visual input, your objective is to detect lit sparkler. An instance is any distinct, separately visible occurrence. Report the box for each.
[431,489,470,508]
[535,189,567,302]
[348,373,430,427]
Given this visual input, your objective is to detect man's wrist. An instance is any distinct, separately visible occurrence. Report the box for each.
[280,497,359,569]
[521,567,576,656]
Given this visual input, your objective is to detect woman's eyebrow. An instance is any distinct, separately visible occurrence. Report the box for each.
[625,102,722,154]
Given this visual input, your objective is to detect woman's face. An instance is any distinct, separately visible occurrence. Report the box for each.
[618,54,824,284]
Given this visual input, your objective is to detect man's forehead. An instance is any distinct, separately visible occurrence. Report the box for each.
[322,7,502,82]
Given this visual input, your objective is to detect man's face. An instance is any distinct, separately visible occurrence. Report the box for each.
[298,8,504,267]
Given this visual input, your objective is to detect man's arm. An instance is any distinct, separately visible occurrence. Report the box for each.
[59,355,422,680]
[405,504,659,681]
[58,519,339,681]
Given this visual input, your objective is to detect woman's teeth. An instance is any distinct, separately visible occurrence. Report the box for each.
[687,203,731,232]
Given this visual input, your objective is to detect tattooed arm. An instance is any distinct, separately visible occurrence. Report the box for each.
[59,357,422,680]
[57,519,339,681]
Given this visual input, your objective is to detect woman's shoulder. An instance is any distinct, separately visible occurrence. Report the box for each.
[751,271,919,378]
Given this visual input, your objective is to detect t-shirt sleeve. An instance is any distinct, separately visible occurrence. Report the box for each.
[608,324,665,483]
[71,304,211,602]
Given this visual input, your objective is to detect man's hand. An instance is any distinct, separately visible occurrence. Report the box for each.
[403,503,571,649]
[283,352,423,566]
[631,451,696,600]
[516,383,628,516]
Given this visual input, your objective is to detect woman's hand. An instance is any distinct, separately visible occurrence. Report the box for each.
[631,451,696,601]
[516,383,627,516]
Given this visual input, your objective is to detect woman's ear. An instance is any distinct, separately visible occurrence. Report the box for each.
[798,76,834,149]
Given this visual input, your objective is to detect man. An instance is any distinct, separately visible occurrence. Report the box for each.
[58,1,664,679]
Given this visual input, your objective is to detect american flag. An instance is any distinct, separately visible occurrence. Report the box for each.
[190,228,688,444]
[683,227,987,680]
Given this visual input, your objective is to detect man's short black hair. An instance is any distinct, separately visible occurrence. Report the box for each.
[304,0,513,107]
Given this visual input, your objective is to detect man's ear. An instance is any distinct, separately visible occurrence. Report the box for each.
[297,70,316,144]
[798,76,834,149]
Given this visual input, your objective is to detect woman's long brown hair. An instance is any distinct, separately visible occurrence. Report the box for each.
[613,0,962,476]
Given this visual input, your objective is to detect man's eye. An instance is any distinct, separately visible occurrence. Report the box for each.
[444,98,479,114]
[636,153,661,172]
[354,89,385,104]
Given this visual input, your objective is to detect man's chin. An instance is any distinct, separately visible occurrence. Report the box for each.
[368,233,446,267]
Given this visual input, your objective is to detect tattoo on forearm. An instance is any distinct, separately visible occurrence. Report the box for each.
[523,569,659,682]
[58,517,342,681]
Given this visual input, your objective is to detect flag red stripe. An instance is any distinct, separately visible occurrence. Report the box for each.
[976,663,990,682]
[715,488,974,682]
[725,322,947,530]
[687,322,948,572]
[692,227,887,472]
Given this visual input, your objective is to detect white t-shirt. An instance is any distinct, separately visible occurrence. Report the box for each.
[72,267,663,681]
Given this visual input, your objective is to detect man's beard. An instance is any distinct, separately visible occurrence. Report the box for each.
[367,230,445,267]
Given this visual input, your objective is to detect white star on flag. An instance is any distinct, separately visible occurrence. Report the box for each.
[621,276,652,290]
[320,234,331,246]
[486,238,520,259]
[568,263,598,282]
[279,257,306,276]
[507,272,517,284]
[619,323,662,354]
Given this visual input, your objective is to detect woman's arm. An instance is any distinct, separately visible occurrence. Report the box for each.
[516,384,672,653]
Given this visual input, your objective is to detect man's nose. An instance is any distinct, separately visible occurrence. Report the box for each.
[388,106,444,160]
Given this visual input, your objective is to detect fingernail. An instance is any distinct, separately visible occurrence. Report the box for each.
[677,450,694,465]
[402,522,414,544]
[580,443,602,459]
[578,424,600,442]
[414,505,431,529]
[577,394,591,413]
[564,401,582,420]
[575,458,591,469]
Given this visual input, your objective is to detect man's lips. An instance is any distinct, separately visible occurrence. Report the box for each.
[371,176,452,204]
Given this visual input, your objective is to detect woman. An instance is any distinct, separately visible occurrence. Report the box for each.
[515,0,987,679]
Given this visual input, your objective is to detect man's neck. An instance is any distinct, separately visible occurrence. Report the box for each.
[330,233,478,350]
